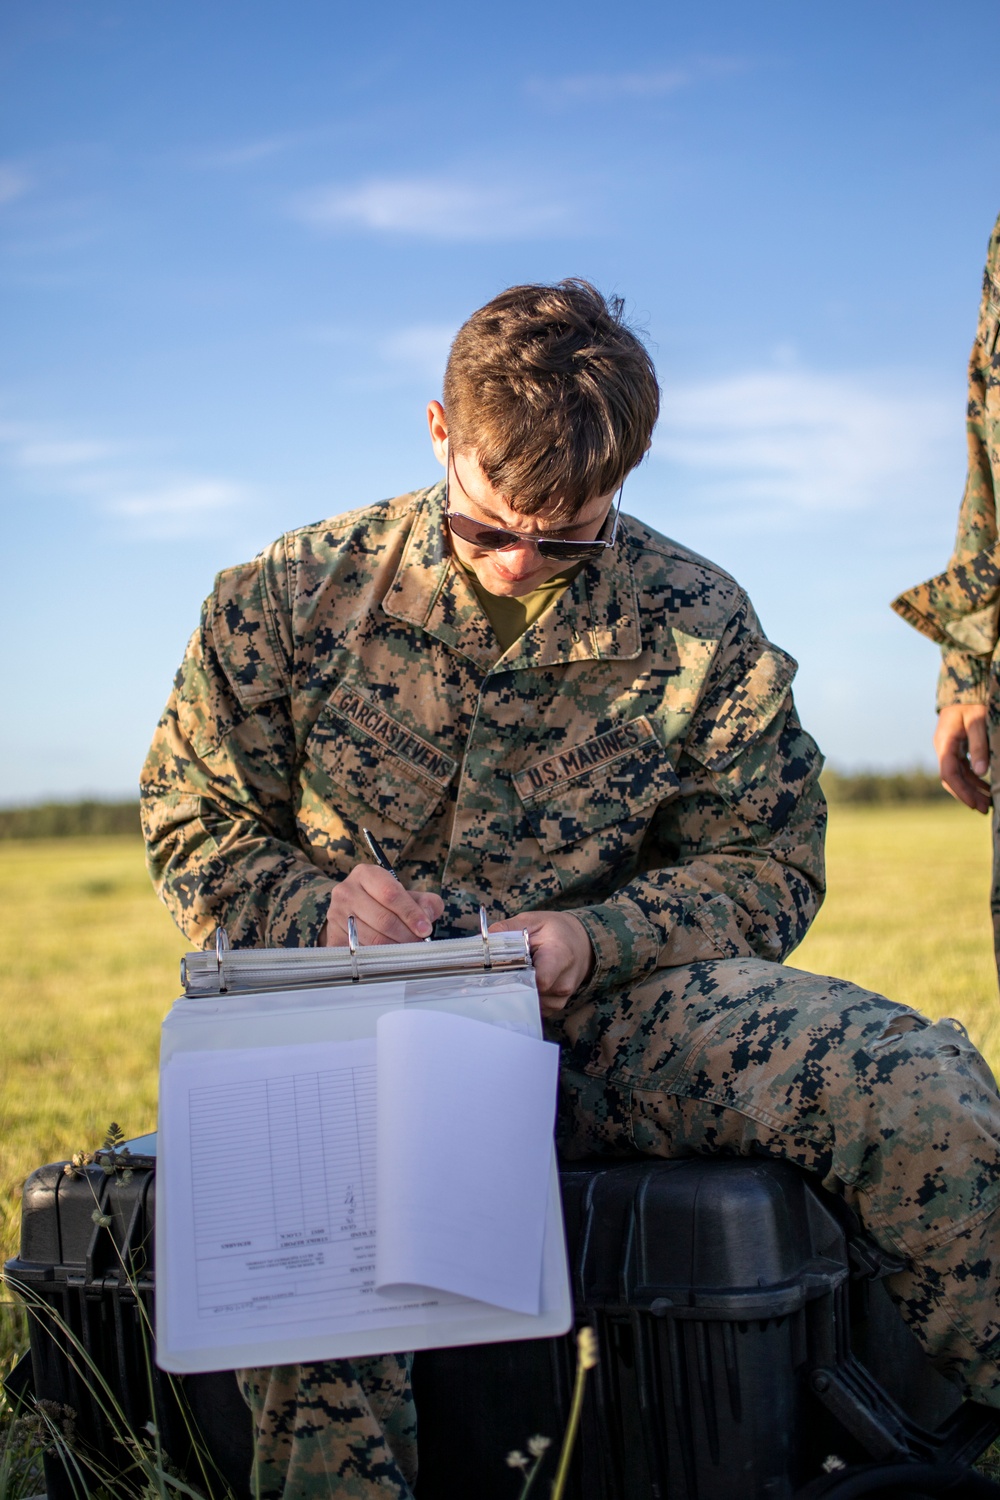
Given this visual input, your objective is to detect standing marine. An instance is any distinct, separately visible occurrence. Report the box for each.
[143,279,1000,1499]
[893,210,1000,975]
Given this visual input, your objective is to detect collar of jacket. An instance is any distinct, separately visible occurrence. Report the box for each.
[382,481,643,672]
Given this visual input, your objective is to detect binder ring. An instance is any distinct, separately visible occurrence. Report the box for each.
[347,916,361,982]
[479,906,492,971]
[215,926,231,992]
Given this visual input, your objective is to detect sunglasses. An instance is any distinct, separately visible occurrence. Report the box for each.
[445,453,624,564]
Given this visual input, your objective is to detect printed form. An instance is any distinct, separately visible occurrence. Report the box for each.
[159,1009,563,1366]
[185,1041,382,1325]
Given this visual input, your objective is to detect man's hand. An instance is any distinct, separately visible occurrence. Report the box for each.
[934,703,992,814]
[321,866,444,947]
[489,910,594,1017]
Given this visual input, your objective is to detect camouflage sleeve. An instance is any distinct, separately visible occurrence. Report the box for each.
[892,211,1000,706]
[936,648,991,708]
[140,549,337,950]
[571,602,826,998]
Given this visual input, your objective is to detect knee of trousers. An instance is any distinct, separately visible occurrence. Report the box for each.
[555,957,1000,1254]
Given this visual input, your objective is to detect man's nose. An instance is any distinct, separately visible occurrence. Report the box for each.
[497,540,541,575]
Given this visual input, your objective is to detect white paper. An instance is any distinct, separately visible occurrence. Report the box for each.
[162,1039,452,1351]
[375,1008,560,1314]
[158,1002,565,1366]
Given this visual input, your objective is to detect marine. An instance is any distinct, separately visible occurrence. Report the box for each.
[143,279,1000,1498]
[893,210,1000,974]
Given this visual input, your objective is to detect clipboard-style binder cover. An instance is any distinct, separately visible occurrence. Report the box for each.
[156,931,573,1374]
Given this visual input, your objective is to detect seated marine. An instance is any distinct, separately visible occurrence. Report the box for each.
[142,279,1000,1499]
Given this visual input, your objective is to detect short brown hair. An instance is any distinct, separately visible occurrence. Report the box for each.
[442,279,659,519]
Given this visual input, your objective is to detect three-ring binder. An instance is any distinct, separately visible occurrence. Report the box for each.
[180,908,532,997]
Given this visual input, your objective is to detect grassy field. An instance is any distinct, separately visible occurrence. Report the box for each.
[0,836,187,1272]
[1,804,998,1480]
[1,804,999,1316]
[791,800,1000,1062]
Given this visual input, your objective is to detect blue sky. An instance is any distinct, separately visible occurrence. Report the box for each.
[2,1,1000,802]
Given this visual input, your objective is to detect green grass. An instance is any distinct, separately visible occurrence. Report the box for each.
[0,837,187,1270]
[1,811,999,1486]
[789,801,1000,1067]
[3,808,999,1267]
[1,807,998,1361]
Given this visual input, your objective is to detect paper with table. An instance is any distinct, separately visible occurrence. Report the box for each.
[156,932,573,1373]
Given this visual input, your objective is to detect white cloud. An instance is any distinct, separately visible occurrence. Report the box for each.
[291,175,576,240]
[104,480,245,537]
[0,418,250,538]
[15,437,120,469]
[526,56,749,105]
[379,323,456,380]
[0,163,30,207]
[653,368,954,519]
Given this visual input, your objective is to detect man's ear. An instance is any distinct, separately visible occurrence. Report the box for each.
[427,401,449,467]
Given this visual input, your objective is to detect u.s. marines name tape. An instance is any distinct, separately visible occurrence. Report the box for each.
[513,717,656,800]
[328,685,459,787]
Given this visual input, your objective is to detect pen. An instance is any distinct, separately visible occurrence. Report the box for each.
[362,827,398,879]
[362,827,433,940]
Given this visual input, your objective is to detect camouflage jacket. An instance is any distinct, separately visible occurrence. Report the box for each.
[892,211,1000,706]
[141,482,826,1005]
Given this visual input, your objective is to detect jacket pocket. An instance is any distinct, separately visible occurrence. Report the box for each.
[301,697,456,848]
[512,717,679,855]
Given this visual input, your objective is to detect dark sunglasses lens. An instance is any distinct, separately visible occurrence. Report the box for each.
[447,513,517,550]
[449,511,604,561]
[535,539,604,561]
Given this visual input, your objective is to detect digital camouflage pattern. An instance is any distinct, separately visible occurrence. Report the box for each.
[553,958,1000,1405]
[143,483,1000,1495]
[141,481,826,989]
[238,1356,417,1499]
[892,210,1000,706]
[891,210,1000,975]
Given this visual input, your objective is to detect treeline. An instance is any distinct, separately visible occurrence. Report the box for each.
[0,773,953,839]
[821,769,948,804]
[0,800,142,839]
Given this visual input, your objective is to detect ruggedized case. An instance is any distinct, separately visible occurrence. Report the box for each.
[5,1138,250,1500]
[412,1157,1000,1500]
[6,1146,999,1500]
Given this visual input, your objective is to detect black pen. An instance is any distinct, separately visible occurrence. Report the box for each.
[362,827,398,879]
[362,827,433,940]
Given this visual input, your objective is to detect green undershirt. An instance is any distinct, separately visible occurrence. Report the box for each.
[463,564,583,655]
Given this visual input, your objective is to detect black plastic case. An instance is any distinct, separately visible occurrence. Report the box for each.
[5,1143,250,1500]
[6,1147,999,1500]
[413,1158,999,1499]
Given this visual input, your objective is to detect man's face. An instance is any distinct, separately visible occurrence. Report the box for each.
[444,447,617,598]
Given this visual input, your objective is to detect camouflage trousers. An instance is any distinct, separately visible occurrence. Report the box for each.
[237,1355,417,1499]
[554,956,1000,1405]
[239,955,1000,1496]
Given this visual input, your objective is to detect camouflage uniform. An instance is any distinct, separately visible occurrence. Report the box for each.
[143,483,1000,1496]
[892,211,1000,960]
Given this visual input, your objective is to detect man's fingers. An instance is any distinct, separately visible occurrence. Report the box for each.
[415,892,445,923]
[350,913,416,946]
[940,753,992,814]
[327,904,416,945]
[352,867,436,937]
[491,910,593,1016]
[324,866,443,945]
[935,705,992,814]
[967,714,990,778]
